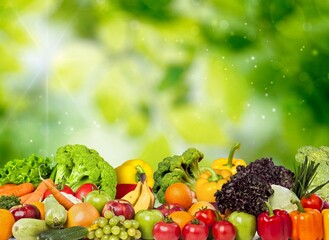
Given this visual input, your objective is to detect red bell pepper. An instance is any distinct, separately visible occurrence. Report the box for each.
[257,202,292,240]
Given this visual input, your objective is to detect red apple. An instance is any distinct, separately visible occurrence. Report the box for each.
[102,199,135,220]
[75,183,99,200]
[9,204,41,221]
[156,203,185,217]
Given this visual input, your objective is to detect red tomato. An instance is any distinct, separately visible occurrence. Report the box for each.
[43,184,75,199]
[212,220,236,240]
[153,218,181,240]
[182,219,209,240]
[75,183,98,200]
[194,208,219,228]
[301,193,324,212]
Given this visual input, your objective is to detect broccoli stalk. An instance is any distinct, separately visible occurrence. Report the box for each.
[153,148,204,203]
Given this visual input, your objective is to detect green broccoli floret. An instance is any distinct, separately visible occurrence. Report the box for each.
[295,145,329,201]
[153,148,204,203]
[53,144,117,199]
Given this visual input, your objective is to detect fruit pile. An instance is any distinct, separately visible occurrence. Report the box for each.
[0,143,328,240]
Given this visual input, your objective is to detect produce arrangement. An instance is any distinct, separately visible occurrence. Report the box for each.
[0,143,329,240]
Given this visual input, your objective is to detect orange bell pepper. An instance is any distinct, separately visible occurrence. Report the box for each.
[323,209,329,240]
[195,167,228,202]
[289,200,323,240]
[211,142,247,175]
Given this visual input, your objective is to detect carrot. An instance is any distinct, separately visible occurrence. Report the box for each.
[19,192,33,203]
[0,183,16,191]
[24,179,54,204]
[41,177,74,210]
[0,182,35,197]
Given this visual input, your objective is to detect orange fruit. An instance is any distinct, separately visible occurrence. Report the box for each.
[30,201,45,220]
[168,211,194,231]
[188,201,217,216]
[66,203,100,227]
[164,183,193,210]
[0,209,15,240]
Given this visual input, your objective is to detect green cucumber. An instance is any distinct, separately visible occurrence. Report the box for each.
[38,226,88,240]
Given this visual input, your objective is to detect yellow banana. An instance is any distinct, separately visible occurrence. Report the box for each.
[133,176,152,213]
[145,179,155,209]
[121,181,142,206]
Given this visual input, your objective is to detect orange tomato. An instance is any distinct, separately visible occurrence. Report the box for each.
[0,209,15,240]
[164,183,193,210]
[168,211,194,231]
[188,201,217,216]
[66,203,100,227]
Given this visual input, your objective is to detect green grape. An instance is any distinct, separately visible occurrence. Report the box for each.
[109,217,119,226]
[131,220,139,229]
[134,229,142,239]
[98,217,109,228]
[111,225,121,235]
[123,220,132,229]
[104,210,115,219]
[103,225,112,235]
[118,215,125,222]
[95,228,104,238]
[119,230,128,240]
[101,235,110,240]
[127,228,136,237]
[109,235,120,240]
[87,230,96,239]
[93,217,100,225]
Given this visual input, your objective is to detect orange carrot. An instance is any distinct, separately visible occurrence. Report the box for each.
[24,179,54,204]
[19,192,33,203]
[41,178,74,210]
[0,183,16,191]
[0,182,35,197]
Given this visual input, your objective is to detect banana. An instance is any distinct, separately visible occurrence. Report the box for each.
[121,181,142,206]
[133,175,152,213]
[145,179,155,209]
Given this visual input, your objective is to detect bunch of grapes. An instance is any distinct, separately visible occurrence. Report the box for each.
[87,210,142,240]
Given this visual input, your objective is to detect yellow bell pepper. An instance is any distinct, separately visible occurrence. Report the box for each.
[211,142,247,175]
[195,166,229,202]
[115,159,154,188]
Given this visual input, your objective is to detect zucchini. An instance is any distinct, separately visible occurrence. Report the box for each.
[44,195,68,228]
[38,226,88,240]
[12,218,50,240]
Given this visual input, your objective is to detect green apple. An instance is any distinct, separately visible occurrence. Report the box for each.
[228,211,256,240]
[134,209,164,239]
[84,190,112,214]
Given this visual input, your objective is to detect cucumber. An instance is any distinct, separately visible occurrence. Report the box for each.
[12,218,50,240]
[38,226,88,240]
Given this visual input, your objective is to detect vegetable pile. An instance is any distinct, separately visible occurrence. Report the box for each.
[0,142,329,240]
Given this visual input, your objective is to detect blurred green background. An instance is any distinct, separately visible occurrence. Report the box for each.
[0,0,328,170]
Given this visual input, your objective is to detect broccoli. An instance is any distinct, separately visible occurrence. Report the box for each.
[295,145,329,201]
[52,144,117,199]
[153,148,204,203]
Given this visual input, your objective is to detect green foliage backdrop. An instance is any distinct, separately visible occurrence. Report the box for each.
[0,0,328,170]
